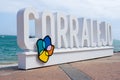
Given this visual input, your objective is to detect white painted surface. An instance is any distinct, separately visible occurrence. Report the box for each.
[18,47,113,69]
[17,8,113,70]
[17,8,113,50]
[17,8,39,50]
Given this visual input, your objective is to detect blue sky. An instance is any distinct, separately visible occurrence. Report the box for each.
[0,0,120,40]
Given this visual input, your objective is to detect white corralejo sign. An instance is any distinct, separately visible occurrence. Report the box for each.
[17,8,113,69]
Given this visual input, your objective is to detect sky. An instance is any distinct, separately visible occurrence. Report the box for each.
[0,0,120,40]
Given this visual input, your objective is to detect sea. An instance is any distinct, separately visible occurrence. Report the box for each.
[0,35,22,64]
[0,35,120,64]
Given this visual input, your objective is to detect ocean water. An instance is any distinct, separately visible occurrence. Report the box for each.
[0,35,120,64]
[0,35,22,64]
[113,39,120,52]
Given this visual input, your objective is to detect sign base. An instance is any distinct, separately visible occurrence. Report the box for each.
[18,47,113,70]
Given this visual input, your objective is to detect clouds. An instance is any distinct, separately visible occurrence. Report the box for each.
[0,0,120,19]
[0,0,120,39]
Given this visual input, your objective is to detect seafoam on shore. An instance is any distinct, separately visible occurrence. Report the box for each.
[0,64,17,68]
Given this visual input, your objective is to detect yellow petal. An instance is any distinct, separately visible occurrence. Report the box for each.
[39,51,49,63]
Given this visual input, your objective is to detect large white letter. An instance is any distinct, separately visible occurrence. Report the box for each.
[107,24,112,46]
[87,19,96,47]
[36,11,55,45]
[17,8,39,50]
[93,21,102,47]
[68,16,79,48]
[56,13,68,48]
[80,18,90,47]
[100,22,108,46]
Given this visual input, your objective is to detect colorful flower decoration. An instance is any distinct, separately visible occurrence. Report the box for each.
[36,35,55,63]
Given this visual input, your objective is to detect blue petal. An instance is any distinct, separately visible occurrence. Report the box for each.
[44,36,51,49]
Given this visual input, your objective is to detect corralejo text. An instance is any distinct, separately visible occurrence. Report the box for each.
[17,8,113,69]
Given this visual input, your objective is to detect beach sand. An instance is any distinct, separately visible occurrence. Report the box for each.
[0,52,120,80]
